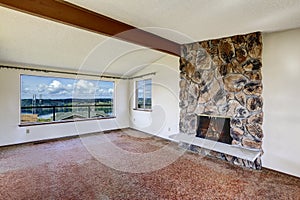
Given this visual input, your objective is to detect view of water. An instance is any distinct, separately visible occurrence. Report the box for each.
[38,113,53,119]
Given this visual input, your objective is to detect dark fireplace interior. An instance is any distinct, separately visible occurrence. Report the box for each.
[196,115,232,144]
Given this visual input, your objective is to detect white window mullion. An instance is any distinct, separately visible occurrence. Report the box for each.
[143,80,146,109]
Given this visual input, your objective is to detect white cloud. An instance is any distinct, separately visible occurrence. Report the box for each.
[35,80,73,98]
[108,88,114,93]
[48,80,63,93]
[37,84,47,93]
[22,77,114,99]
[50,80,62,88]
[73,80,98,98]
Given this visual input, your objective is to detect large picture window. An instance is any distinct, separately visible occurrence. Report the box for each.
[136,79,152,110]
[20,74,114,124]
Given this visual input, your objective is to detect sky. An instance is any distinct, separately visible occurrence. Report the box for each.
[21,75,114,99]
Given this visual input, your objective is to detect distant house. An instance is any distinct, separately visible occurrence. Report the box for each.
[55,111,108,121]
[92,111,107,118]
[56,113,86,121]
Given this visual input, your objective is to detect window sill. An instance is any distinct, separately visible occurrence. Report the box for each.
[133,108,152,112]
[19,116,116,127]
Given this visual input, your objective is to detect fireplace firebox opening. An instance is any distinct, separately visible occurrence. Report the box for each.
[196,115,232,145]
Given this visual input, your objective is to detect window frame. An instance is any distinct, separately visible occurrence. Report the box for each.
[19,74,115,126]
[135,78,152,111]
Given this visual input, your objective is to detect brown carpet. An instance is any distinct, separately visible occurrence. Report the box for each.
[0,129,299,200]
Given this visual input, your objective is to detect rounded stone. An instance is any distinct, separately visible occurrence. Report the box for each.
[235,48,248,63]
[224,74,248,92]
[242,138,262,149]
[246,124,263,140]
[247,113,263,125]
[218,39,235,63]
[246,97,263,112]
[243,82,262,96]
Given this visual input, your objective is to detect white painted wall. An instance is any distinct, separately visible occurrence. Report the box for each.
[0,68,129,146]
[262,28,300,177]
[129,55,180,140]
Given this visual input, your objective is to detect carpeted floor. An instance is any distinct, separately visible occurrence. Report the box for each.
[0,129,299,200]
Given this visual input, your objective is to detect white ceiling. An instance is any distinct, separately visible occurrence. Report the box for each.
[0,7,165,76]
[67,0,300,43]
[1,0,300,75]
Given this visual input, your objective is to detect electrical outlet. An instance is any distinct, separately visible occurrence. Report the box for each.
[168,127,171,131]
[26,129,30,134]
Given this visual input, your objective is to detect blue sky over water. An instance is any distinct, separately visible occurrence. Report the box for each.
[21,75,114,99]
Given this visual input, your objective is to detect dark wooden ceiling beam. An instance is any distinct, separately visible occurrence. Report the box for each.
[0,0,180,56]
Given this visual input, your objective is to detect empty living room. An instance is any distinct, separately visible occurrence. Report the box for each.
[0,0,300,199]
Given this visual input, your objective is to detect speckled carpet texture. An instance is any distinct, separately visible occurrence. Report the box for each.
[0,129,299,200]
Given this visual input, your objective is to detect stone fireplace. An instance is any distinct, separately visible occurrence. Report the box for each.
[179,32,263,169]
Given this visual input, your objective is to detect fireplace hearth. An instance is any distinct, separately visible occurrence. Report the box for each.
[196,115,232,145]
